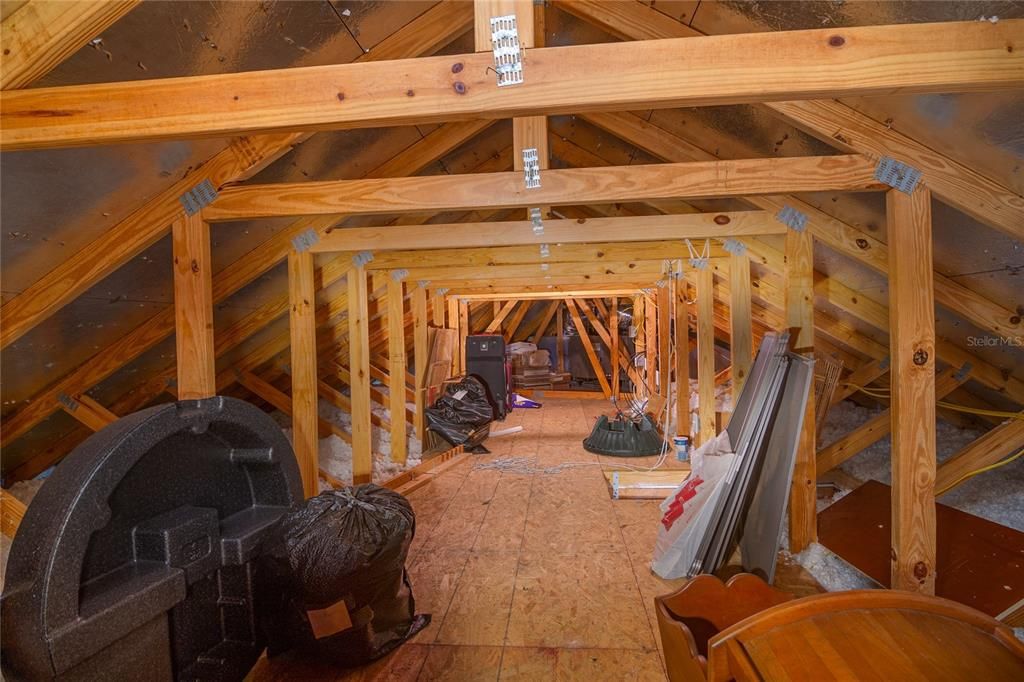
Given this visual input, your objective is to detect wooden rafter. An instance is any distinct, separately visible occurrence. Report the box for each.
[816,367,969,475]
[566,299,612,398]
[459,287,644,300]
[203,156,884,221]
[574,297,642,389]
[363,242,729,270]
[485,300,518,333]
[0,1,476,349]
[0,133,299,350]
[583,111,1021,342]
[831,357,890,406]
[59,393,117,432]
[581,111,1024,404]
[4,19,1021,150]
[530,301,560,346]
[311,211,780,252]
[1,0,138,90]
[935,420,1024,494]
[1,118,489,451]
[504,300,533,341]
[559,0,1024,244]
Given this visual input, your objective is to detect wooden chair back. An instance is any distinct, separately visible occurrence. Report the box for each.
[655,573,794,682]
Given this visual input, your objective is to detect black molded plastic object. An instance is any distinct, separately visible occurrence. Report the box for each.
[1,397,303,681]
[583,414,664,457]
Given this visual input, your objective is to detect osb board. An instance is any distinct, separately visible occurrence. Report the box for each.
[818,480,1024,617]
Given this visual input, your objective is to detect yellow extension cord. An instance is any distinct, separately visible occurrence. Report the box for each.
[833,379,1024,493]
[935,448,1023,497]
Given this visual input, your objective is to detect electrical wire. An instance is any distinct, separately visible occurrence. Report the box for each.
[935,447,1024,496]
[837,381,1024,421]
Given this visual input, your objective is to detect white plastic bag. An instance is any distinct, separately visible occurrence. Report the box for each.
[651,431,736,579]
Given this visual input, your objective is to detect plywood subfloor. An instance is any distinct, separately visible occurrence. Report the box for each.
[249,398,820,681]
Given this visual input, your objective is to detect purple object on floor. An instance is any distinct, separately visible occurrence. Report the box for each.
[512,393,542,409]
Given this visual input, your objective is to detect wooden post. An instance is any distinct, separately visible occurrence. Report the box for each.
[675,278,691,438]
[645,293,657,394]
[785,224,817,552]
[657,285,671,398]
[387,275,408,465]
[447,296,460,375]
[172,213,215,399]
[729,250,753,406]
[888,187,937,593]
[348,265,372,485]
[447,296,459,330]
[431,290,445,327]
[458,298,469,374]
[633,293,646,381]
[475,0,547,220]
[610,298,620,399]
[556,303,565,373]
[474,0,534,49]
[412,285,428,442]
[288,249,319,498]
[696,268,716,445]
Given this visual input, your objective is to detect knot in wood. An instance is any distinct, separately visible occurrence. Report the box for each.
[913,561,929,579]
[913,349,929,366]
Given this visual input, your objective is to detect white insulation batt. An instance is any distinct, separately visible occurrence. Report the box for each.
[780,399,1024,594]
[272,385,423,490]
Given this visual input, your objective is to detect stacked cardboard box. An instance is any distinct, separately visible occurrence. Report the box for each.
[510,347,568,388]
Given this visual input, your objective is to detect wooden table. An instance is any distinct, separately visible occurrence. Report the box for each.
[706,590,1024,681]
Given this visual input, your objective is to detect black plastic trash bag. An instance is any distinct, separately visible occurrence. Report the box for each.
[425,375,493,451]
[261,485,429,667]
